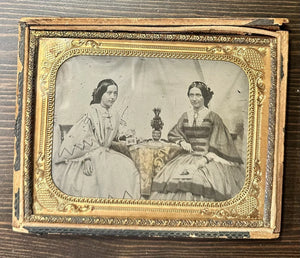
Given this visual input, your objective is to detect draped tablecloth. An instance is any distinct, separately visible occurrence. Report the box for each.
[111,141,182,196]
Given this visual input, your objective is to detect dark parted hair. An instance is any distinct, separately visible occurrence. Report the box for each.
[187,81,214,108]
[90,79,118,105]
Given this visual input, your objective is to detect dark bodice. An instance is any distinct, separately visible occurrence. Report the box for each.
[167,110,243,164]
[181,117,212,153]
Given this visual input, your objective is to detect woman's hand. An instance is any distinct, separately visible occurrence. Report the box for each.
[180,141,193,153]
[83,158,93,176]
[197,156,208,168]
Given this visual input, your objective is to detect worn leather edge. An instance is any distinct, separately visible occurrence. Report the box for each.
[273,30,289,234]
[23,227,250,239]
[12,21,27,230]
[19,17,289,27]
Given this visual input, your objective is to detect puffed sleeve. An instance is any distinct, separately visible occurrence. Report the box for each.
[168,112,188,144]
[208,112,243,164]
[56,113,100,163]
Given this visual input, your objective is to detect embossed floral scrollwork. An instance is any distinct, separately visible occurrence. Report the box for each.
[35,152,94,213]
[36,152,45,185]
[39,39,68,95]
[251,160,262,198]
[27,31,271,226]
[57,203,94,213]
[233,160,262,219]
[212,159,262,220]
[256,77,266,106]
[71,39,102,49]
[212,208,238,219]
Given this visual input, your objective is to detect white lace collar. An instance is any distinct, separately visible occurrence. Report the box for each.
[186,107,210,127]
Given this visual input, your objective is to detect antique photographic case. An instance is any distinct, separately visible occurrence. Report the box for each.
[13,18,288,238]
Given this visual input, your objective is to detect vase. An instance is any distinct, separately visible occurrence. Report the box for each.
[152,129,161,141]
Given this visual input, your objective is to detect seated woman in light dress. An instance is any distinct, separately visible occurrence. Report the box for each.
[54,79,141,199]
[150,81,245,201]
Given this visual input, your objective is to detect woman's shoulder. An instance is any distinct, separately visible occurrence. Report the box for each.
[178,112,189,121]
[181,111,188,117]
[207,110,222,120]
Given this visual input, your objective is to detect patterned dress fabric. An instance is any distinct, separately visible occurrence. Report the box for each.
[150,108,245,201]
[53,104,141,199]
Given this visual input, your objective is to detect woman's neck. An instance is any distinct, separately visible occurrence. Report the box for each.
[100,103,110,110]
[193,106,205,113]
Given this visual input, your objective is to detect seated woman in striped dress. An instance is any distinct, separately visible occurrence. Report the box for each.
[150,81,245,201]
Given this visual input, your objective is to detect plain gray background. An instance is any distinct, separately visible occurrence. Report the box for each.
[53,56,249,161]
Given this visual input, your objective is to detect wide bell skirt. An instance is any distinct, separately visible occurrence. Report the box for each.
[54,147,141,199]
[150,153,244,201]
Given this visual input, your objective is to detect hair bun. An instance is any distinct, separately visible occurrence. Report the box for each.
[188,81,214,108]
[90,79,118,105]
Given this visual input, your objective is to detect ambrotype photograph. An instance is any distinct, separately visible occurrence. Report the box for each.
[12,18,288,238]
[52,56,248,202]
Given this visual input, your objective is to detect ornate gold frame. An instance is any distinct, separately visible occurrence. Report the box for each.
[13,18,288,239]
